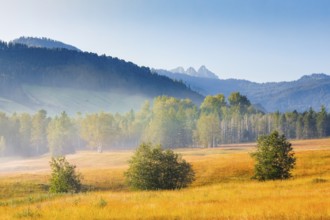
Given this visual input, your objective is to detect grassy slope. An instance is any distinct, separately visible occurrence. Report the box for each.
[0,85,149,115]
[0,139,329,219]
[0,97,32,114]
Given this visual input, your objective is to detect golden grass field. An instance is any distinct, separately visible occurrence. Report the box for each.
[0,138,329,219]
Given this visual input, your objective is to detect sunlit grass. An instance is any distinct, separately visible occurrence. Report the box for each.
[0,139,329,219]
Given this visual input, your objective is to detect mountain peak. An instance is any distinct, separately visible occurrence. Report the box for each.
[12,37,81,52]
[170,66,185,74]
[197,65,218,79]
[198,65,208,71]
[186,67,198,76]
[170,66,219,79]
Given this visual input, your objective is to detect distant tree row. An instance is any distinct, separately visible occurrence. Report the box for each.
[195,94,330,147]
[0,93,329,157]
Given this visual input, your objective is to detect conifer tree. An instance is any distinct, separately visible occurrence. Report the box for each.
[251,131,296,180]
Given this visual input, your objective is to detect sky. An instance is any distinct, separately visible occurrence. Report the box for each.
[0,0,329,82]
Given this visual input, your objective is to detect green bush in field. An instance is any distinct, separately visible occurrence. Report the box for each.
[49,157,82,193]
[125,143,195,190]
[251,131,296,181]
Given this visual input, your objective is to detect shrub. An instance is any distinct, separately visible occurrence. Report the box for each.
[97,197,108,207]
[125,143,195,190]
[251,131,296,181]
[49,156,82,193]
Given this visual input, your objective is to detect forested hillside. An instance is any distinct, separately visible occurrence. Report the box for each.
[12,37,81,51]
[1,93,329,157]
[155,69,330,112]
[0,41,203,114]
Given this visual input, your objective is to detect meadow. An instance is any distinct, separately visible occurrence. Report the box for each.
[0,139,329,219]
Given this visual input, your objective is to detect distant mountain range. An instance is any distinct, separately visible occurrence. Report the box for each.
[155,68,330,112]
[1,36,329,114]
[0,38,202,115]
[169,66,219,79]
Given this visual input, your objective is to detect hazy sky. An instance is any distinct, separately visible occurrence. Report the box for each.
[0,0,329,82]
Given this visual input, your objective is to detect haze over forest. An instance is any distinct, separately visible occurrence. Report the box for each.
[0,37,329,115]
[0,36,328,157]
[0,2,329,219]
[0,1,329,156]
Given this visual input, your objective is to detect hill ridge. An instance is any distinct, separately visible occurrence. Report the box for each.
[0,41,203,115]
[154,68,330,112]
[12,36,81,52]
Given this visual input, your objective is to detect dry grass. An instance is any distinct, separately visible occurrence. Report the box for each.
[0,138,329,219]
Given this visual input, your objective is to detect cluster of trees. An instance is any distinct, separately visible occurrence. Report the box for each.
[0,93,329,157]
[196,95,330,147]
[50,132,295,194]
[49,143,195,193]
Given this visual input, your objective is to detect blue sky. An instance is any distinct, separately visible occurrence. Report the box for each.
[0,0,329,82]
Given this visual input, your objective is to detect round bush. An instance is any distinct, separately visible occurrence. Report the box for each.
[125,143,195,190]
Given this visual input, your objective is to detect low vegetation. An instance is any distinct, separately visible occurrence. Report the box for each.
[49,157,82,193]
[125,143,195,190]
[0,139,328,219]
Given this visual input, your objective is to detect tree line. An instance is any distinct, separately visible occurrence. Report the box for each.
[0,93,329,157]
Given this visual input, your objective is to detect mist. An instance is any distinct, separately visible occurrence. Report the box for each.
[1,92,329,162]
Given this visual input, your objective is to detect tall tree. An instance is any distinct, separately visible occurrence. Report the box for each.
[296,115,304,139]
[303,108,317,138]
[47,112,75,156]
[3,113,24,155]
[132,101,152,146]
[251,131,296,180]
[285,111,298,139]
[196,112,220,148]
[228,92,251,114]
[144,97,197,148]
[200,94,226,117]
[17,113,32,156]
[316,105,327,138]
[80,112,119,152]
[31,110,49,155]
[0,136,6,157]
